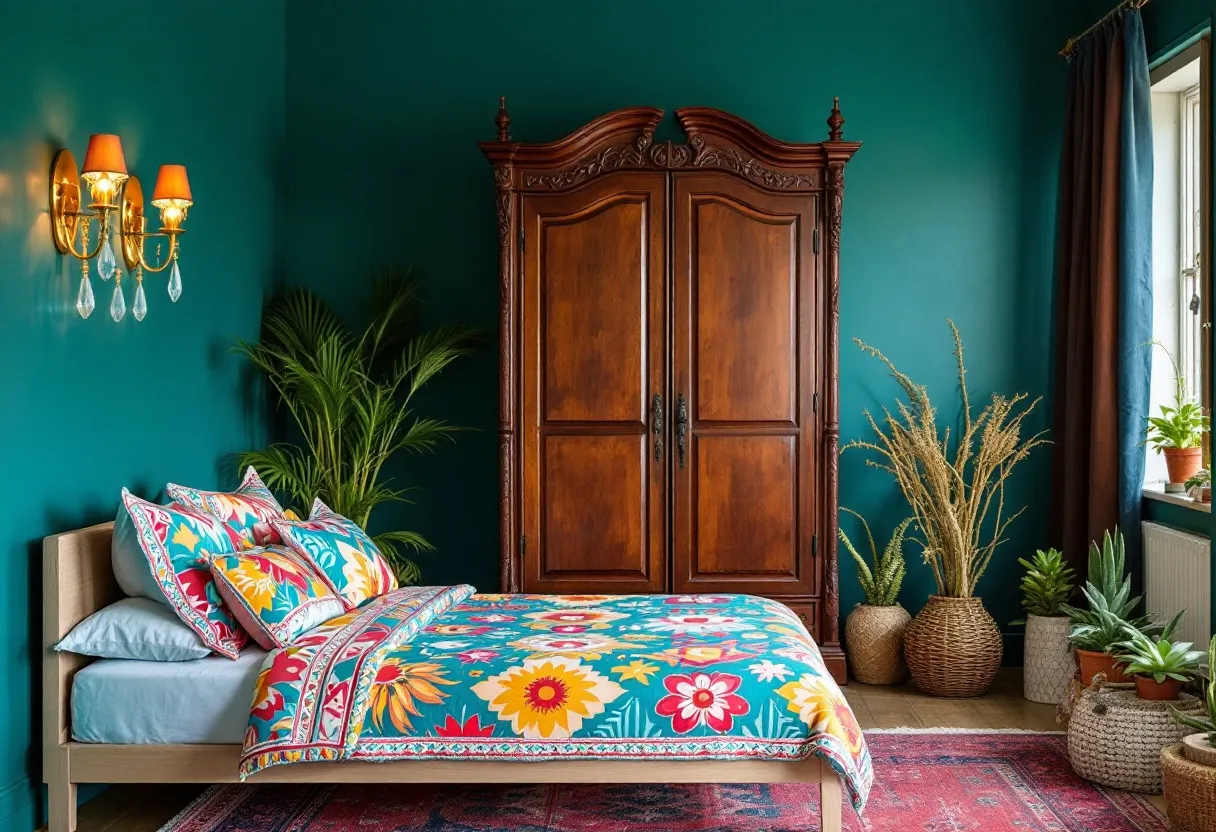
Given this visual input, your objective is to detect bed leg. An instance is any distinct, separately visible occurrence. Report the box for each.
[820,771,842,832]
[47,749,77,832]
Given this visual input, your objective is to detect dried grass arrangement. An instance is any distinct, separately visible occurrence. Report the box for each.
[844,320,1048,598]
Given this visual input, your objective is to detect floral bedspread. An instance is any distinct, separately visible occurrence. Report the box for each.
[243,588,873,809]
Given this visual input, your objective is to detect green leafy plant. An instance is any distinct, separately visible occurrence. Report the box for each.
[1012,548,1075,619]
[1145,341,1209,452]
[839,509,911,607]
[1060,530,1164,653]
[1184,468,1210,490]
[1116,625,1203,684]
[235,271,477,584]
[1170,635,1216,743]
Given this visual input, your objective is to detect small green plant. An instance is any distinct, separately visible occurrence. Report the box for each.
[1013,548,1075,619]
[1145,342,1209,452]
[1184,468,1210,490]
[839,509,910,607]
[1060,530,1162,653]
[1116,624,1202,684]
[1171,635,1216,743]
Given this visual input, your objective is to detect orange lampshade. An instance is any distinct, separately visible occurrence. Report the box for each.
[81,134,127,175]
[151,164,192,204]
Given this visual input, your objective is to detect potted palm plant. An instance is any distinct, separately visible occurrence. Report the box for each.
[1146,343,1209,486]
[1116,624,1201,700]
[1012,548,1075,704]
[235,271,477,583]
[1061,530,1162,685]
[1170,635,1216,766]
[845,320,1048,697]
[840,510,913,685]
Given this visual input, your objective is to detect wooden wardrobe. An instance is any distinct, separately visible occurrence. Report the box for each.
[481,99,859,682]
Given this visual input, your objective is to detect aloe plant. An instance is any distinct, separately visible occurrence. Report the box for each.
[1116,624,1202,683]
[1171,635,1216,743]
[839,509,910,607]
[1060,530,1162,652]
[1014,548,1075,618]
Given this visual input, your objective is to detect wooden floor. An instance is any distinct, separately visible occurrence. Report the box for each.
[60,669,1163,831]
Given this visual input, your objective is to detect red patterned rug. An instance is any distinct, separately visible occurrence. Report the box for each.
[161,732,1167,831]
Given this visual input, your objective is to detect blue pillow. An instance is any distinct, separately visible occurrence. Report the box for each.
[56,597,212,662]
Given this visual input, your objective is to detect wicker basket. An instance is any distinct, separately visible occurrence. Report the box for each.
[1067,683,1204,793]
[845,604,911,685]
[1163,743,1216,832]
[904,595,1002,697]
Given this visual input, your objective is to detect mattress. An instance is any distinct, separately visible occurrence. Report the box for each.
[71,648,266,744]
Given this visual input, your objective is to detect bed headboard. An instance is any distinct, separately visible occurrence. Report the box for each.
[43,522,120,754]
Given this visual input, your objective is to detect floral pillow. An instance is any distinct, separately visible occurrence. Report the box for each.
[115,489,249,658]
[271,502,397,610]
[167,467,286,546]
[209,545,345,649]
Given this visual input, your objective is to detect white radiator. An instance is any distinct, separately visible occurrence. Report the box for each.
[1143,522,1212,647]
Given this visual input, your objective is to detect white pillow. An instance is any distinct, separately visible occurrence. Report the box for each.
[55,597,211,661]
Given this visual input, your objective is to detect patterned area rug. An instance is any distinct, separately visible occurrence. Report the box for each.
[161,732,1168,831]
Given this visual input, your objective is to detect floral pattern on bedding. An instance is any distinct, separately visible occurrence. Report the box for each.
[242,590,873,809]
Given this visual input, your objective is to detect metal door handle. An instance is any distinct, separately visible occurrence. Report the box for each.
[651,394,663,462]
[676,393,688,469]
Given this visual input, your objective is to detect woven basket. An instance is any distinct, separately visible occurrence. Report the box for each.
[904,596,1002,697]
[1163,744,1216,831]
[1067,683,1204,793]
[845,604,911,685]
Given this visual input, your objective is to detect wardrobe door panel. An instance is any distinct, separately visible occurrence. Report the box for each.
[672,174,818,596]
[520,173,668,594]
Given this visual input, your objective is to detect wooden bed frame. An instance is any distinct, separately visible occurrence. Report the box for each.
[43,522,843,832]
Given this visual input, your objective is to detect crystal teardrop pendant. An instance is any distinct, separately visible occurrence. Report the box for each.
[97,235,116,281]
[110,281,126,322]
[132,281,147,322]
[167,260,182,302]
[76,275,95,319]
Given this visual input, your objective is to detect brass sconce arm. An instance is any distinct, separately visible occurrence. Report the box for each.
[49,150,119,261]
[120,176,184,274]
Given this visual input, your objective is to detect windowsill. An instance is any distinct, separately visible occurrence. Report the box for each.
[1143,483,1212,513]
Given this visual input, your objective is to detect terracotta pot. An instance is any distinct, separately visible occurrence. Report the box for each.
[1023,614,1074,704]
[1164,446,1203,484]
[904,596,1002,698]
[1203,486,1211,503]
[1182,733,1216,767]
[1076,649,1131,686]
[1135,675,1186,700]
[845,604,911,685]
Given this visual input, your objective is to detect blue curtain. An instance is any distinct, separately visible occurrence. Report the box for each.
[1117,10,1153,580]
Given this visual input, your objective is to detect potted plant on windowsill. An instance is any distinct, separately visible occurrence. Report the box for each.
[1061,530,1162,686]
[845,320,1048,698]
[1185,468,1211,503]
[1011,548,1076,704]
[1146,343,1209,486]
[1116,621,1199,700]
[840,510,913,685]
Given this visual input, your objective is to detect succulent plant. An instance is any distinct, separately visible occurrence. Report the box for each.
[1116,625,1202,684]
[1170,635,1216,743]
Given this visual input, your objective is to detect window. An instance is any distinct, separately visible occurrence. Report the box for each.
[1147,41,1210,487]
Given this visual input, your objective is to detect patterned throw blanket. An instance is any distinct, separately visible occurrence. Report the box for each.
[242,587,873,809]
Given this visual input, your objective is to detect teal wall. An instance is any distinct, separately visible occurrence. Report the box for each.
[283,0,1086,659]
[0,2,285,827]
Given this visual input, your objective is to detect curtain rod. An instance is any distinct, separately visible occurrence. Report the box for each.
[1060,0,1151,58]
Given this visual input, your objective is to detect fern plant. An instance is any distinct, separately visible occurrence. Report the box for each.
[1171,635,1216,743]
[235,271,476,584]
[1015,548,1075,618]
[839,508,910,607]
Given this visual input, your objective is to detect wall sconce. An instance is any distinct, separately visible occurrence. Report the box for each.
[49,136,194,323]
[49,134,129,319]
[121,164,192,321]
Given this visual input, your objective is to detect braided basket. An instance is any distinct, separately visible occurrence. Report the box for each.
[846,604,911,685]
[904,596,1002,697]
[1067,683,1204,793]
[1162,744,1216,831]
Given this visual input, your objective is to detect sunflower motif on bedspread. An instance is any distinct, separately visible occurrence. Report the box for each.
[241,590,873,812]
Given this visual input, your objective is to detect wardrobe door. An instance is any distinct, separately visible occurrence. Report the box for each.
[519,173,669,594]
[671,173,819,598]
